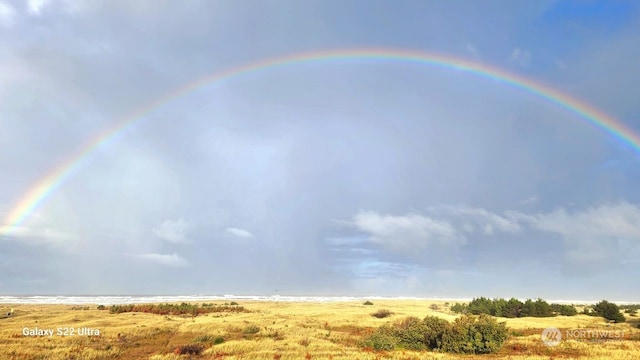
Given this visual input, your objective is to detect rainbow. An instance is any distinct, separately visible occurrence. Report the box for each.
[1,48,639,236]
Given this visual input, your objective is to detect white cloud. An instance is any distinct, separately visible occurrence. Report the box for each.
[0,210,77,249]
[348,203,640,270]
[440,205,521,233]
[27,0,48,15]
[462,223,475,233]
[0,224,72,243]
[225,227,253,238]
[507,47,532,67]
[152,218,189,243]
[132,253,189,267]
[524,203,640,267]
[351,211,463,254]
[0,1,16,27]
[527,202,640,239]
[507,202,640,273]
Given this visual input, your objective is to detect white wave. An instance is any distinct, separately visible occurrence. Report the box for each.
[0,295,635,305]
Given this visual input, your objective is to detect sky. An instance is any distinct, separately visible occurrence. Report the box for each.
[1,0,639,300]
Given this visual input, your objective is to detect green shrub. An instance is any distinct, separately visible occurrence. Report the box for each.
[441,314,508,354]
[361,314,506,354]
[463,298,577,318]
[392,317,428,350]
[520,299,553,317]
[593,300,625,323]
[551,304,578,316]
[620,304,640,312]
[213,336,225,344]
[108,302,247,316]
[371,309,393,319]
[450,303,468,314]
[363,300,374,306]
[230,301,239,306]
[360,331,397,351]
[421,316,450,349]
[97,305,106,310]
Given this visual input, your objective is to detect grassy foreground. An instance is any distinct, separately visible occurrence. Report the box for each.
[1,300,639,360]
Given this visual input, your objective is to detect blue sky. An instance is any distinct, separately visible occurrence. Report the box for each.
[1,0,639,300]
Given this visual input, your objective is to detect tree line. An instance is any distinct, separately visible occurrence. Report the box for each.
[451,297,576,318]
[451,298,627,323]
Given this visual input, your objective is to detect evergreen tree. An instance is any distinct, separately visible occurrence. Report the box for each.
[593,300,625,323]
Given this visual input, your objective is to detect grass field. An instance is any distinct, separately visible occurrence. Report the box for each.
[1,300,639,360]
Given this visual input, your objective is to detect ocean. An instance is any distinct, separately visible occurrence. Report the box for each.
[0,295,635,305]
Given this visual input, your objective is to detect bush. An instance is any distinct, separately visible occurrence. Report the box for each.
[551,304,578,316]
[371,309,393,319]
[522,299,553,317]
[451,303,468,314]
[108,302,248,316]
[361,314,507,354]
[464,297,576,318]
[360,331,397,351]
[363,300,374,306]
[97,305,106,310]
[468,297,494,315]
[620,304,640,312]
[593,300,625,323]
[392,317,429,351]
[441,314,508,354]
[421,316,450,349]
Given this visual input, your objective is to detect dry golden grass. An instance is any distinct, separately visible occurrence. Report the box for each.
[0,300,638,360]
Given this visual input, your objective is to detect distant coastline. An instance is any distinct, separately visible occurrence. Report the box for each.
[0,295,637,305]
